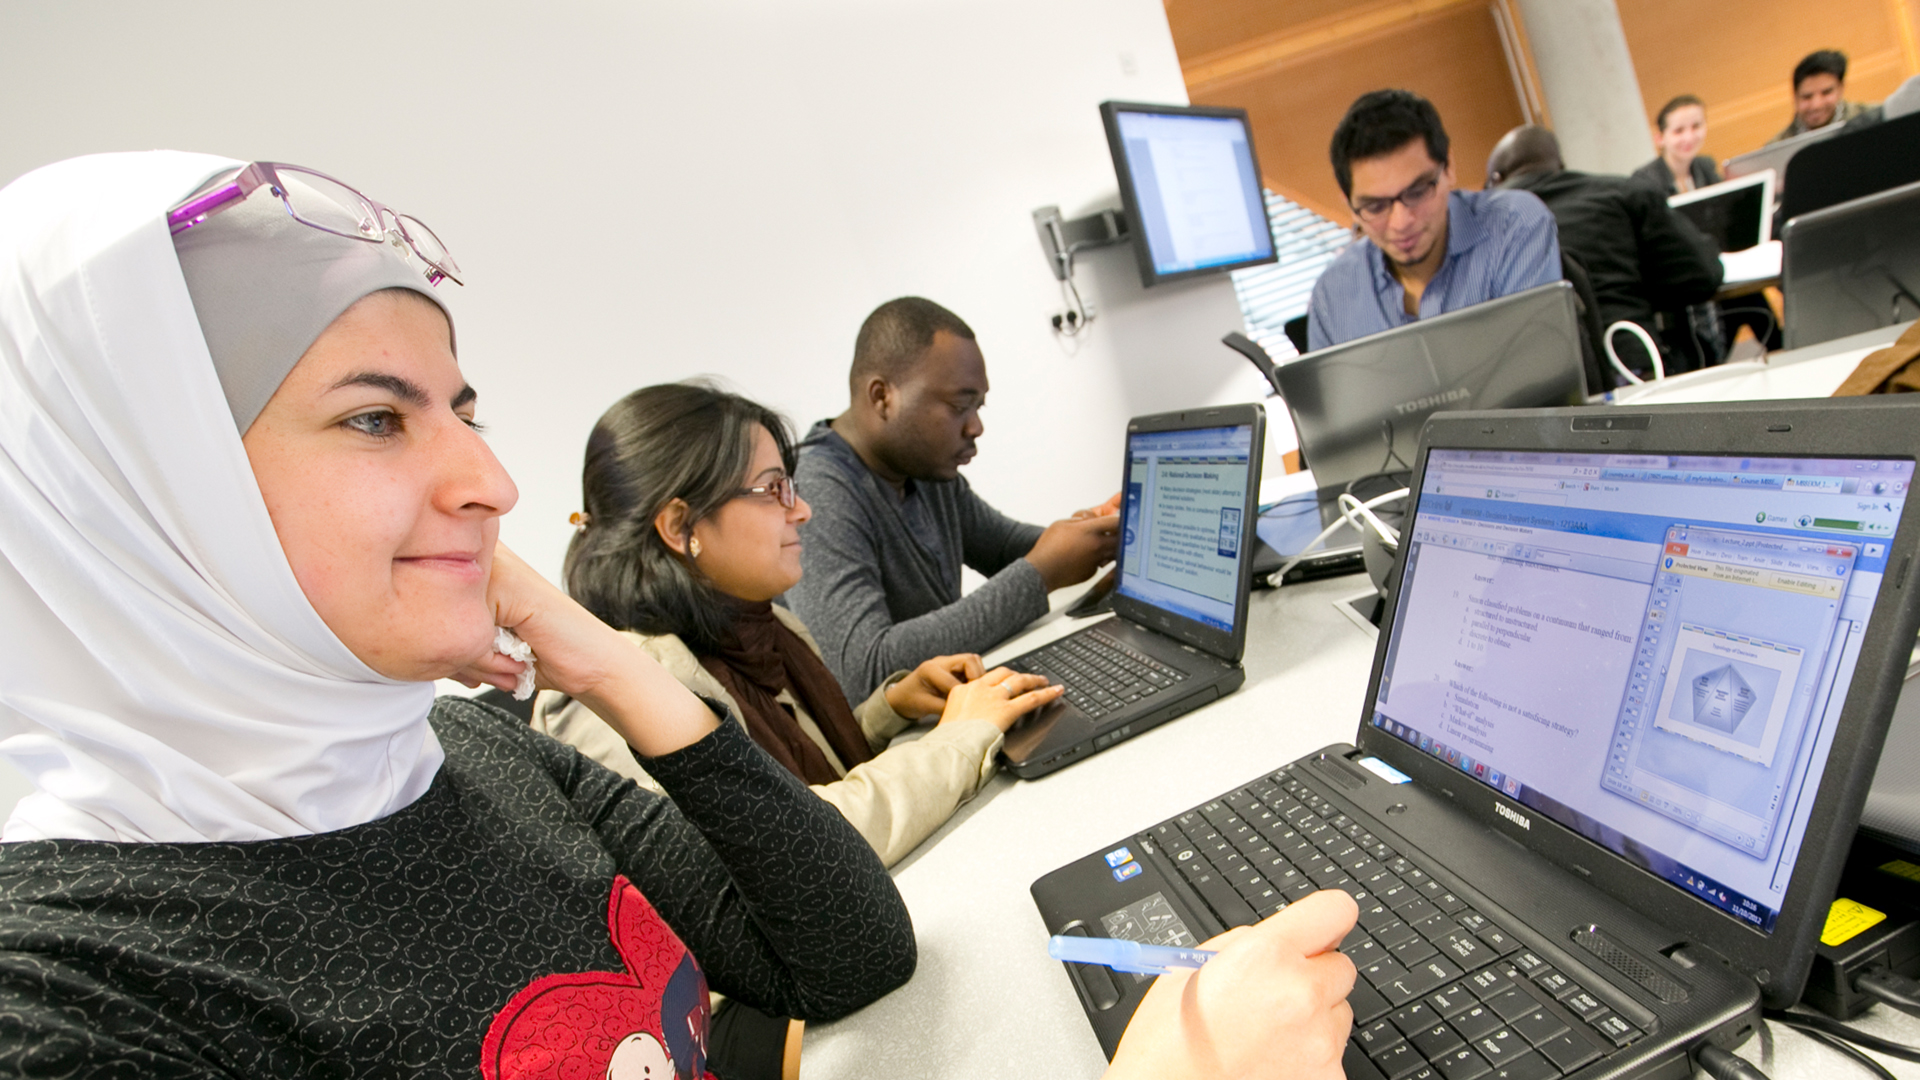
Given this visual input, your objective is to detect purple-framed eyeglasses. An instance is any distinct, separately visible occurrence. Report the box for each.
[167,162,461,286]
[736,474,798,509]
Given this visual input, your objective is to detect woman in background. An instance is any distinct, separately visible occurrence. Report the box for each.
[1633,94,1721,196]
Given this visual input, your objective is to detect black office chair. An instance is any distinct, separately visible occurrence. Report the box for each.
[1282,314,1310,356]
[1559,250,1612,395]
[1781,110,1920,223]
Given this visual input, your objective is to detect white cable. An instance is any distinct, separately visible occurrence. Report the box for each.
[1604,320,1664,384]
[1269,487,1409,584]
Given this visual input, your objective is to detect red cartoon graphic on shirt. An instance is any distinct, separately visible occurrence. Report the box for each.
[481,875,713,1080]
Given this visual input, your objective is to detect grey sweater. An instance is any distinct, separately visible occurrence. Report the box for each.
[787,421,1048,699]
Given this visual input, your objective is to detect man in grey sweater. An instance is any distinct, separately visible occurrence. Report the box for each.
[787,297,1119,700]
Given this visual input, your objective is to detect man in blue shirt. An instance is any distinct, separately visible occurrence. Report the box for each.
[1307,90,1560,351]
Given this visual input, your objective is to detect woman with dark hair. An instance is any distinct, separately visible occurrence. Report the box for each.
[537,381,1057,871]
[1632,95,1721,196]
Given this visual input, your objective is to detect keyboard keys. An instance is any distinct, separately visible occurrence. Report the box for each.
[1511,1007,1568,1047]
[1428,983,1477,1017]
[1409,1022,1466,1059]
[1488,1050,1557,1080]
[1356,1018,1404,1055]
[1350,979,1393,1024]
[1134,771,1642,1080]
[1451,1004,1503,1041]
[1534,1031,1601,1074]
[1373,1041,1429,1079]
[1433,1044,1491,1080]
[1473,1029,1527,1067]
[1589,1013,1642,1048]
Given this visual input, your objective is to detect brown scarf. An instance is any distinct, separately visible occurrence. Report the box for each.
[697,602,877,786]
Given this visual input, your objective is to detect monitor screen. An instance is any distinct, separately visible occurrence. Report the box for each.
[1369,449,1910,933]
[1115,423,1256,632]
[1100,101,1276,287]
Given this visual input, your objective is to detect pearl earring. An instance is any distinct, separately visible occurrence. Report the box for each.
[689,537,702,558]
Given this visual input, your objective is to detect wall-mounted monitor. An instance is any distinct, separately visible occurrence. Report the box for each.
[1099,101,1277,288]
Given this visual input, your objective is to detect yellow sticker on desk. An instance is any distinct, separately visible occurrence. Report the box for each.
[1822,898,1888,947]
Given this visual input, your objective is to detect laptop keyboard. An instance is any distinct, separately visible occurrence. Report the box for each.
[1003,627,1186,719]
[1136,763,1645,1080]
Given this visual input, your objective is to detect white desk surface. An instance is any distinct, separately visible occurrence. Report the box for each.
[1613,321,1912,406]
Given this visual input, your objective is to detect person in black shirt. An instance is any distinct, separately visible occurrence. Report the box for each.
[1488,125,1724,376]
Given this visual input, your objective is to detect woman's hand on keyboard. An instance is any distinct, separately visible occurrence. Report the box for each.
[938,666,1063,732]
[1105,888,1359,1080]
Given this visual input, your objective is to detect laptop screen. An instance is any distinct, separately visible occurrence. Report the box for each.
[1370,449,1911,933]
[1115,423,1255,633]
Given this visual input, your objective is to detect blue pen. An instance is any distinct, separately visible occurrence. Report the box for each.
[1048,935,1217,975]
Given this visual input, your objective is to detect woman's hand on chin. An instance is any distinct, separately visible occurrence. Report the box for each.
[460,543,719,756]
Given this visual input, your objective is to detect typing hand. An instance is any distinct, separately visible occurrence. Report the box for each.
[938,666,1063,732]
[1104,889,1359,1080]
[886,653,988,720]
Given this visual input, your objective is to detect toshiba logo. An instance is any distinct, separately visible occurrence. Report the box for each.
[1392,388,1472,416]
[1494,803,1531,830]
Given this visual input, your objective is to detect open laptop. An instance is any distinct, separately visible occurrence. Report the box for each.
[1034,397,1920,1077]
[1273,282,1587,513]
[999,404,1264,780]
[1670,171,1775,252]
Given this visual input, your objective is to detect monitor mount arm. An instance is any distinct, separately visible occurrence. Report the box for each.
[1031,206,1130,337]
[1221,331,1285,398]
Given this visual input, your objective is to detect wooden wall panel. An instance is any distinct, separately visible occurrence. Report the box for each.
[1177,1,1527,224]
[1617,0,1919,165]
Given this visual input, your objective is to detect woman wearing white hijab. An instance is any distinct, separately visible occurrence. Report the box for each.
[0,151,1358,1079]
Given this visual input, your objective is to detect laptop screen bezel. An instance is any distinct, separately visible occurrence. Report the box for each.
[1109,404,1266,663]
[1349,399,1920,1008]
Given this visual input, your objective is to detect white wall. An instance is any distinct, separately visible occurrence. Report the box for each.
[0,2,1273,810]
[0,0,1268,585]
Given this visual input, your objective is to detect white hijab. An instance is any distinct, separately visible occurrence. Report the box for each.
[0,151,444,843]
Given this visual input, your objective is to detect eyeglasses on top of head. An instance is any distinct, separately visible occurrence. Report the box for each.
[166,161,461,286]
[736,474,798,509]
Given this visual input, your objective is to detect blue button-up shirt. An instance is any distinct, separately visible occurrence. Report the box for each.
[1306,188,1561,351]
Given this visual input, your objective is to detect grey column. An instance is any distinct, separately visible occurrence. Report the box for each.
[1513,0,1654,175]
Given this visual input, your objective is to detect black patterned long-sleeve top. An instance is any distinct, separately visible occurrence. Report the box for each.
[0,697,916,1078]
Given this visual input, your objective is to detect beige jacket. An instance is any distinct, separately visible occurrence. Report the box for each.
[532,607,1004,867]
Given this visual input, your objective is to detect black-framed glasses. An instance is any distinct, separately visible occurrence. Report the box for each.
[735,474,798,509]
[167,162,461,286]
[1351,168,1443,224]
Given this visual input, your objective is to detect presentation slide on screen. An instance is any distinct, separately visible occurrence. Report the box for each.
[1144,458,1249,606]
[1652,624,1802,768]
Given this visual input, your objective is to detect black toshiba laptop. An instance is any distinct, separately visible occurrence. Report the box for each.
[1034,398,1920,1078]
[999,404,1265,780]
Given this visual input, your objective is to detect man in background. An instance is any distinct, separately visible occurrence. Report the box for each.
[788,297,1118,699]
[1307,89,1560,351]
[1488,124,1724,377]
[1771,49,1881,142]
